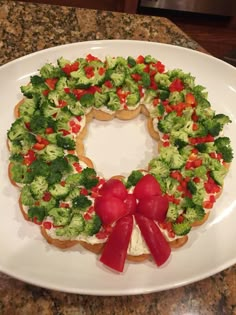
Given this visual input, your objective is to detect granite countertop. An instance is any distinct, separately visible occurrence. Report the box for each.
[0,1,235,314]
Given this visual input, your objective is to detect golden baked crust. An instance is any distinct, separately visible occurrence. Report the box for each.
[147,117,160,141]
[92,108,115,121]
[115,105,141,120]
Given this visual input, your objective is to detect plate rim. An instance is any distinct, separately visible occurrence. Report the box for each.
[0,39,236,296]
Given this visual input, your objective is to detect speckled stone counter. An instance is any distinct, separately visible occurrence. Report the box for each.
[0,1,235,314]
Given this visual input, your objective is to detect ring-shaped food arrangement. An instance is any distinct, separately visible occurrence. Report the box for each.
[7,53,233,272]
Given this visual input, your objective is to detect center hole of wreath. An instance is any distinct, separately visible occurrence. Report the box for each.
[84,115,158,179]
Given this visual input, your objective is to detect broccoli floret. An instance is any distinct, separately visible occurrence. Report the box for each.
[66,173,80,186]
[144,55,157,64]
[159,89,170,101]
[20,79,48,98]
[142,89,158,104]
[184,206,206,224]
[18,98,37,122]
[149,159,170,178]
[130,63,146,75]
[29,159,50,178]
[49,207,71,226]
[126,92,140,106]
[37,144,64,162]
[79,167,99,189]
[154,73,171,87]
[29,112,48,134]
[30,176,48,199]
[214,137,233,163]
[192,187,206,206]
[141,72,151,88]
[7,118,27,141]
[159,146,185,170]
[194,165,208,180]
[195,101,214,120]
[164,177,180,196]
[125,170,143,188]
[154,103,165,117]
[179,145,193,161]
[67,99,84,116]
[94,91,109,108]
[106,92,121,111]
[40,63,63,79]
[57,56,71,68]
[210,167,228,186]
[20,185,36,206]
[50,156,71,174]
[49,182,70,199]
[40,196,58,211]
[84,214,102,236]
[65,154,79,164]
[56,134,75,150]
[72,195,92,211]
[55,213,85,237]
[28,206,46,222]
[187,180,197,195]
[170,130,189,149]
[172,220,191,236]
[166,202,179,222]
[127,56,136,67]
[109,71,125,87]
[10,163,32,184]
[195,142,216,153]
[167,69,195,89]
[41,100,60,118]
[124,77,139,93]
[9,153,23,163]
[169,91,184,104]
[65,187,81,201]
[47,172,63,185]
[30,75,45,85]
[55,76,68,92]
[204,119,222,137]
[79,93,94,108]
[87,61,106,86]
[157,111,183,134]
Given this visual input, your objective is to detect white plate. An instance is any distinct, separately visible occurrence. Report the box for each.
[0,40,236,296]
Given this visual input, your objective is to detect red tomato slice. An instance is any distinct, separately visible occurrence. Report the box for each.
[133,174,162,199]
[136,195,169,223]
[99,178,128,201]
[124,194,137,215]
[94,196,127,225]
[135,213,171,266]
[100,215,133,272]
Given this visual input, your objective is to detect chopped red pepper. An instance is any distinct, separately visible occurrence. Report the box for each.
[45,78,58,90]
[43,221,52,230]
[45,127,54,134]
[23,150,36,166]
[136,55,145,64]
[169,78,184,92]
[42,191,52,202]
[86,54,100,62]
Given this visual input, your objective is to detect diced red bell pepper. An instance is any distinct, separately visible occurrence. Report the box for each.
[135,213,171,266]
[45,78,58,90]
[100,215,133,272]
[136,55,145,64]
[169,78,184,92]
[23,149,36,166]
